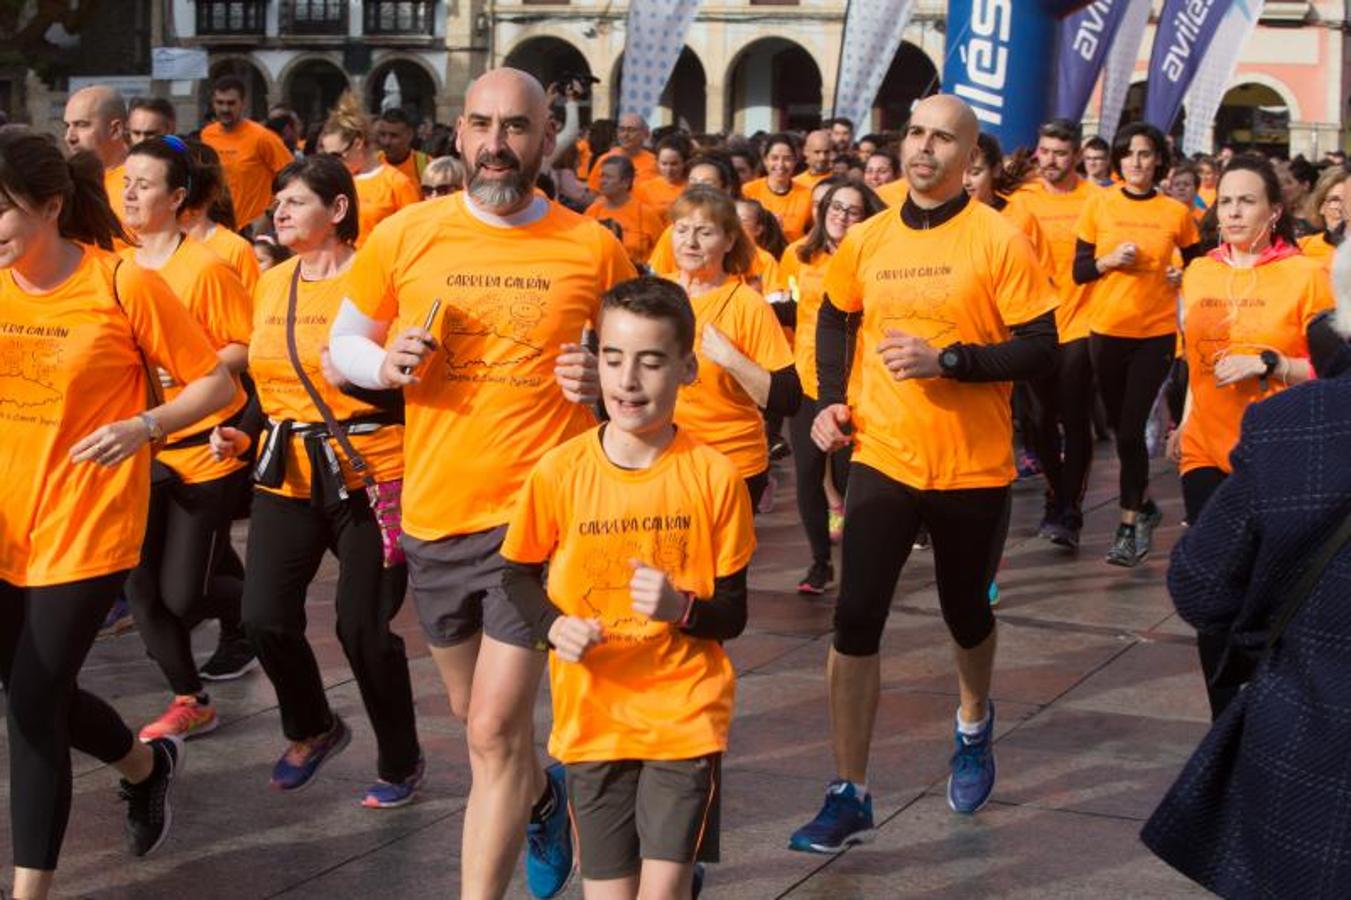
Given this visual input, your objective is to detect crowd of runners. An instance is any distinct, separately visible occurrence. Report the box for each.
[0,63,1346,899]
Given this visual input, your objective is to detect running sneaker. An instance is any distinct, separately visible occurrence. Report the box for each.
[769,435,792,461]
[947,702,997,815]
[913,527,931,551]
[1105,524,1144,567]
[788,780,876,854]
[139,695,218,743]
[987,580,1000,607]
[1015,450,1042,479]
[1046,512,1082,550]
[99,595,136,639]
[1136,500,1163,558]
[525,763,573,899]
[362,754,426,809]
[828,506,845,544]
[199,635,259,682]
[270,715,351,792]
[121,735,182,857]
[798,562,834,596]
[1036,497,1059,539]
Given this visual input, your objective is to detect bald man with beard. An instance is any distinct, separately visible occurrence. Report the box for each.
[788,95,1060,853]
[63,86,129,221]
[331,68,636,900]
[793,129,835,190]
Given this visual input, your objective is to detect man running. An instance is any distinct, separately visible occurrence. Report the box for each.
[788,94,1058,853]
[200,75,293,232]
[330,68,636,899]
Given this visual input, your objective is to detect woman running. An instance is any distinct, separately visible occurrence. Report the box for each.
[317,92,419,248]
[664,186,802,508]
[1168,155,1332,718]
[781,181,884,594]
[120,136,256,743]
[0,129,234,898]
[1074,122,1201,567]
[210,155,423,803]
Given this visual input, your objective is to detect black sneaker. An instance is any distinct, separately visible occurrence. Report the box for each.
[1036,498,1060,540]
[121,735,182,857]
[1047,510,1082,550]
[1136,500,1163,558]
[797,562,834,595]
[769,435,792,461]
[199,636,259,682]
[1105,524,1144,567]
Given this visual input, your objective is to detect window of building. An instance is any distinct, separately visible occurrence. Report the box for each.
[365,1,437,35]
[196,0,267,34]
[288,0,349,34]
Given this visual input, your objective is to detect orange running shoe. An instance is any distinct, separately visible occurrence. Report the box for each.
[138,695,218,743]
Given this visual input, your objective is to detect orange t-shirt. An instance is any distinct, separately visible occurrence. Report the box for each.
[123,237,252,484]
[823,200,1059,490]
[777,238,861,401]
[0,247,220,586]
[584,195,666,266]
[501,426,755,763]
[1198,185,1217,209]
[104,163,127,226]
[249,257,403,498]
[635,177,686,220]
[793,170,832,190]
[355,164,421,249]
[382,150,428,186]
[876,177,910,208]
[669,279,794,479]
[202,224,261,293]
[1011,179,1100,343]
[576,138,593,179]
[587,148,659,192]
[1298,233,1336,264]
[345,193,637,539]
[742,178,814,242]
[201,119,294,227]
[999,193,1056,285]
[1075,187,1199,339]
[1180,253,1333,474]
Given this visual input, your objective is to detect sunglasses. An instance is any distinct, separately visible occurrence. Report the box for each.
[422,183,456,198]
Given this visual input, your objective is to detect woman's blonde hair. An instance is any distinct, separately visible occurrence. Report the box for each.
[320,91,373,147]
[1308,166,1350,231]
[668,185,755,276]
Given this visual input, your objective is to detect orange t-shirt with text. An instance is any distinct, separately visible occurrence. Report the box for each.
[823,200,1059,490]
[355,164,421,249]
[201,119,294,227]
[1180,253,1333,474]
[587,148,659,192]
[742,178,814,242]
[345,193,637,539]
[1010,179,1100,342]
[202,224,261,293]
[670,279,794,479]
[1075,187,1199,339]
[0,247,220,586]
[585,195,666,266]
[501,426,755,763]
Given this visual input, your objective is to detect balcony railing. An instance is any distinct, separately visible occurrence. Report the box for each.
[196,0,267,35]
[365,1,437,35]
[286,0,349,35]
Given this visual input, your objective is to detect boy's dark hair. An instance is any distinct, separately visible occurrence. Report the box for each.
[602,276,696,356]
[212,75,247,98]
[1083,135,1109,153]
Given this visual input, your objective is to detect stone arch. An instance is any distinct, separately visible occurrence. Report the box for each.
[281,55,352,127]
[725,37,822,134]
[203,56,270,122]
[367,55,439,122]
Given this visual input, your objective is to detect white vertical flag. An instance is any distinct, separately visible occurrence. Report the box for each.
[620,0,701,122]
[832,0,918,130]
[1097,0,1151,142]
[1182,0,1261,155]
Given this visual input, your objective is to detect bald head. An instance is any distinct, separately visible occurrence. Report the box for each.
[457,67,555,215]
[901,94,981,206]
[912,95,980,150]
[804,129,833,175]
[64,85,128,167]
[465,67,549,121]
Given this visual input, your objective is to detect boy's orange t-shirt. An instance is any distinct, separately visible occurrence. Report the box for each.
[202,224,261,293]
[635,178,686,220]
[584,195,666,266]
[201,119,294,227]
[0,247,221,586]
[249,257,403,498]
[1075,187,1200,339]
[823,200,1059,490]
[123,237,252,484]
[1010,179,1100,342]
[345,193,637,539]
[587,148,659,192]
[355,164,421,249]
[669,280,794,479]
[741,177,814,242]
[501,426,755,764]
[1180,253,1333,474]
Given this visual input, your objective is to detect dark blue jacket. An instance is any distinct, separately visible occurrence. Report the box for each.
[1142,375,1351,898]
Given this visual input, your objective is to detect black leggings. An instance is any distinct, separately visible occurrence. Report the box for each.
[789,396,851,565]
[834,464,1009,655]
[0,572,136,870]
[126,468,249,696]
[1028,337,1095,520]
[1181,466,1239,720]
[242,489,420,782]
[745,471,769,512]
[1090,332,1176,512]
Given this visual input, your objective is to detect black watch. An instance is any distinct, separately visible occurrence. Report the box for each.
[939,345,963,379]
[1259,350,1280,379]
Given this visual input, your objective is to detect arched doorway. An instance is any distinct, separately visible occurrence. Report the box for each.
[726,39,822,134]
[503,37,594,124]
[367,58,437,123]
[1214,83,1290,156]
[608,48,707,132]
[203,58,268,123]
[285,57,351,129]
[872,41,940,132]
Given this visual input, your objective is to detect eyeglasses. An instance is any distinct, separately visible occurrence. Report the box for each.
[422,183,456,198]
[827,200,866,220]
[1322,197,1344,209]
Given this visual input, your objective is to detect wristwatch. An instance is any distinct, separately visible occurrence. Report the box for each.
[1259,350,1280,379]
[939,345,964,379]
[137,411,165,446]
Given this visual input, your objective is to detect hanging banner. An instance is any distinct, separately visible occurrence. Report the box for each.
[619,0,701,121]
[1143,0,1234,133]
[832,0,918,130]
[1096,0,1151,142]
[1181,0,1260,154]
[1054,0,1134,121]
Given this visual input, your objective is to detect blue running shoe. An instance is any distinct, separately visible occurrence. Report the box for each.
[987,580,1000,607]
[947,701,997,814]
[362,753,426,809]
[270,715,350,792]
[788,780,876,853]
[525,763,573,899]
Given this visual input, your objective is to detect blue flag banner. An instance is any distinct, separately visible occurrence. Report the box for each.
[1142,0,1234,133]
[1054,0,1134,121]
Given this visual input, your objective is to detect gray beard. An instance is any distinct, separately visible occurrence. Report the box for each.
[468,167,536,210]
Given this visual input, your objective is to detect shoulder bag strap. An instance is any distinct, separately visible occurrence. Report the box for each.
[1267,504,1351,649]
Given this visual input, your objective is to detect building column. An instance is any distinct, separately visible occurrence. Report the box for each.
[1289,121,1317,159]
[706,80,725,134]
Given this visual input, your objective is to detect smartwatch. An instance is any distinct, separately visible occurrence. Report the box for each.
[939,345,964,379]
[1259,350,1280,380]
